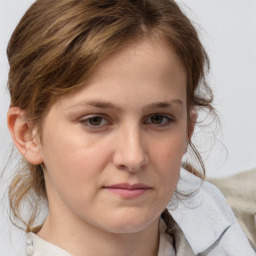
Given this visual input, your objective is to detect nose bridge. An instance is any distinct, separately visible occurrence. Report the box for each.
[125,123,144,156]
[113,121,148,171]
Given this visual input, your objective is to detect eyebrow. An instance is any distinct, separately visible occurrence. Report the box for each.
[73,101,122,111]
[145,100,183,110]
[69,99,183,111]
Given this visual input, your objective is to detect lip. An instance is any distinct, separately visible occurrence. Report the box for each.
[103,183,152,199]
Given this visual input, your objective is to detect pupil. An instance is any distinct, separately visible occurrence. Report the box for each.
[151,115,163,124]
[89,117,102,125]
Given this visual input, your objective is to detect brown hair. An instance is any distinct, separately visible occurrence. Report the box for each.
[7,0,214,231]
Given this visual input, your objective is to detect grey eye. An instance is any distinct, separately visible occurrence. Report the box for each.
[88,117,103,126]
[150,115,164,124]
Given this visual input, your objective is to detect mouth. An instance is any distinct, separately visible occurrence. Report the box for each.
[103,183,152,199]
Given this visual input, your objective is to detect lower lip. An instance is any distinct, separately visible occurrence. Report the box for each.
[104,188,150,199]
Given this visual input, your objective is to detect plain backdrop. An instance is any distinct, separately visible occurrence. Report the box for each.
[0,1,256,255]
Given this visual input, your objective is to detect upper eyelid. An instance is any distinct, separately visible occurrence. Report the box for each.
[79,113,174,119]
[79,114,111,124]
[79,113,107,119]
[143,113,174,121]
[79,114,110,121]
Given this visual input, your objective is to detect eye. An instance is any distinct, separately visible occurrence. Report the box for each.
[80,115,110,128]
[144,114,173,126]
[88,116,104,126]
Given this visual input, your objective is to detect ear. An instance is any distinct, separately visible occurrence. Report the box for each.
[7,107,43,165]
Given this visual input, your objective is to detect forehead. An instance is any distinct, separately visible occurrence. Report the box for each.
[52,38,187,111]
[94,37,186,81]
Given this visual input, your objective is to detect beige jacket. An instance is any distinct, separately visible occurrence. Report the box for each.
[208,168,256,250]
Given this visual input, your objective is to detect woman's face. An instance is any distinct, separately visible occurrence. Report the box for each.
[39,38,188,234]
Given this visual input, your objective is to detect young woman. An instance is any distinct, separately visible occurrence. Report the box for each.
[6,0,255,255]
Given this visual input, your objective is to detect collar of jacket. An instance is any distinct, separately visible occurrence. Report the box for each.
[168,168,234,255]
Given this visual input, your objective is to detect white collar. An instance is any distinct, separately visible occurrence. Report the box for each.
[169,168,234,255]
[26,232,71,256]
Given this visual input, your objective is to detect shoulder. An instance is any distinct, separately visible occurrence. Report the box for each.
[168,168,255,255]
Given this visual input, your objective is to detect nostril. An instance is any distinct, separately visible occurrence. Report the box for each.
[119,165,128,170]
[117,165,138,172]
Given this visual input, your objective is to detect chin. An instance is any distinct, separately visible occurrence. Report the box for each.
[99,209,159,234]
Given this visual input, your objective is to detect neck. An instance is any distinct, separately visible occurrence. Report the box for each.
[37,210,160,256]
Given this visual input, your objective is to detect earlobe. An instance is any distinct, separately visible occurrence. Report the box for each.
[7,107,43,165]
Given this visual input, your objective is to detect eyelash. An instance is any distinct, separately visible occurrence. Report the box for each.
[79,115,110,129]
[79,114,175,130]
[144,114,174,126]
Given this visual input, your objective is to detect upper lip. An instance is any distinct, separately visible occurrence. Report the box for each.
[104,183,152,189]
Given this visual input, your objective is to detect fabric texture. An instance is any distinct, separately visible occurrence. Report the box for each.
[208,168,256,250]
[26,232,72,256]
[167,169,256,255]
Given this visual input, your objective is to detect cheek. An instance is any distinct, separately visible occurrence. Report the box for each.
[40,127,115,209]
[150,133,187,167]
[41,124,109,172]
[149,133,186,192]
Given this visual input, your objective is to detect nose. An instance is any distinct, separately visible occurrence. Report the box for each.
[112,125,149,172]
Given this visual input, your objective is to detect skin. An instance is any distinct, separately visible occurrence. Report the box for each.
[8,38,191,256]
